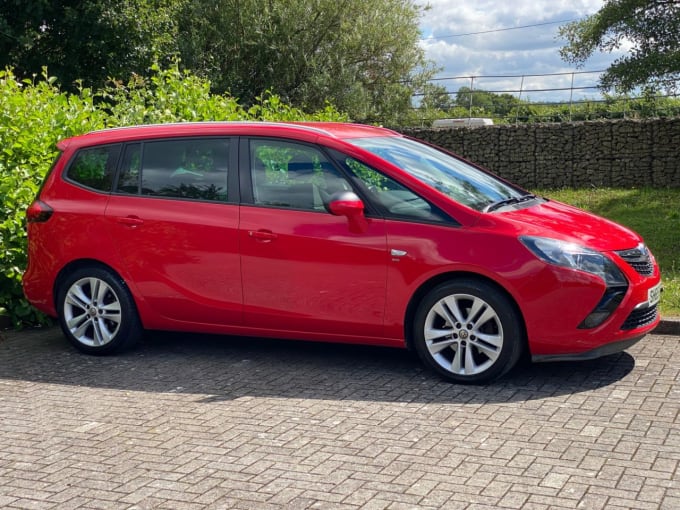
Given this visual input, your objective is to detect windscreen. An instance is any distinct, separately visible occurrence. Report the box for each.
[349,136,527,212]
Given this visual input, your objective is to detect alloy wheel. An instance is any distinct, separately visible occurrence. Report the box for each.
[423,293,504,376]
[63,277,122,347]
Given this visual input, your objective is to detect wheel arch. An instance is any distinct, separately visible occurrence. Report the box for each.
[403,271,528,353]
[53,259,134,313]
[53,259,144,354]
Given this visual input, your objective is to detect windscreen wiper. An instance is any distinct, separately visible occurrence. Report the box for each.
[483,194,537,213]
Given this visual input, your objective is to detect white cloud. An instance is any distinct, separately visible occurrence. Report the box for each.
[417,0,624,102]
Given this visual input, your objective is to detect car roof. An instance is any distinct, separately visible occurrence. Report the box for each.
[56,122,400,151]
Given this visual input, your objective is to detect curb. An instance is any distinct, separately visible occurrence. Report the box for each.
[0,315,8,341]
[655,318,680,336]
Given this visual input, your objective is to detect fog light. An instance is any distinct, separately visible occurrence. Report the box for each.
[578,287,627,329]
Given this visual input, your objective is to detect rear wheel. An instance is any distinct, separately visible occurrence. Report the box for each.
[56,267,142,354]
[413,279,524,384]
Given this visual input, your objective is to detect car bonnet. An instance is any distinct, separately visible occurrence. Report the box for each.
[492,198,642,252]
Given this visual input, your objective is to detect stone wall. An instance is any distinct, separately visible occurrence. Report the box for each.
[400,118,680,188]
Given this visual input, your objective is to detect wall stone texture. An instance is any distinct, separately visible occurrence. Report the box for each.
[400,118,680,189]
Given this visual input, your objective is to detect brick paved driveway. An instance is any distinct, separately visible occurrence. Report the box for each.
[0,327,678,509]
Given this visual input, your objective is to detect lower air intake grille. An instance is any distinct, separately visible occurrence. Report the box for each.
[621,305,658,330]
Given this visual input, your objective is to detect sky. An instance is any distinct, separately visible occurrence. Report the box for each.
[417,0,625,103]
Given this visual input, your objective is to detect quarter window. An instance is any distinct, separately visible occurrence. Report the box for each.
[66,144,121,192]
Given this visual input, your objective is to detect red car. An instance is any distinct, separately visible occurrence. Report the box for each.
[23,122,662,383]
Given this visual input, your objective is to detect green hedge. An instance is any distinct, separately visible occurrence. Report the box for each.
[0,64,346,327]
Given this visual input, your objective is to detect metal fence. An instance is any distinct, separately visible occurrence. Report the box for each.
[409,69,680,125]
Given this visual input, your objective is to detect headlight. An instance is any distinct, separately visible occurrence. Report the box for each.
[520,236,627,286]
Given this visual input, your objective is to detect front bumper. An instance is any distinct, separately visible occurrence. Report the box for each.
[520,247,661,359]
[531,333,646,362]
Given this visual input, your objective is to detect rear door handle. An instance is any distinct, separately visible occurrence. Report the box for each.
[117,216,144,228]
[248,229,277,242]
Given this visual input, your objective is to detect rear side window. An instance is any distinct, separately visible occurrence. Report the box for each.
[65,144,121,192]
[116,138,229,202]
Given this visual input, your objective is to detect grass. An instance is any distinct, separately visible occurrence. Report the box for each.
[533,188,680,318]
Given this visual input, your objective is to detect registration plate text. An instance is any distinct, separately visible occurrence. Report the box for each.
[648,283,662,307]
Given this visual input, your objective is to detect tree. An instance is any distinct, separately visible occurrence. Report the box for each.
[1,0,433,122]
[455,87,494,111]
[454,87,521,116]
[419,83,455,112]
[0,1,181,89]
[559,0,680,93]
[176,0,435,123]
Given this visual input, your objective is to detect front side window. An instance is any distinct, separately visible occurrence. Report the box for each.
[116,139,229,202]
[333,153,452,223]
[66,144,121,192]
[249,139,351,211]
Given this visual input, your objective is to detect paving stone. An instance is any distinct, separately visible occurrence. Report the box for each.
[1,328,679,509]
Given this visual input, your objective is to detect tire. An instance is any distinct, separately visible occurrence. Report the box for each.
[56,266,142,355]
[413,279,524,384]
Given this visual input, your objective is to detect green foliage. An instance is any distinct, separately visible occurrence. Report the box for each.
[0,64,346,327]
[103,63,347,126]
[1,0,433,123]
[405,85,680,126]
[559,1,680,93]
[454,87,523,117]
[0,0,182,90]
[104,64,245,125]
[177,0,434,124]
[0,68,107,326]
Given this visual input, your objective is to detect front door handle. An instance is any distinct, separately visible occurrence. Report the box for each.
[248,229,277,242]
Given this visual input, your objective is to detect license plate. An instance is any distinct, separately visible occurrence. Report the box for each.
[648,283,662,307]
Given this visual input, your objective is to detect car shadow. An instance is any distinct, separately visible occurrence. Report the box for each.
[0,326,635,404]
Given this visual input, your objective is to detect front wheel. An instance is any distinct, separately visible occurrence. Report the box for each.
[56,267,142,355]
[413,279,524,384]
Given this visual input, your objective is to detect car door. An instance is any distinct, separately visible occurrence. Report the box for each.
[105,137,243,327]
[239,138,388,339]
[327,152,463,341]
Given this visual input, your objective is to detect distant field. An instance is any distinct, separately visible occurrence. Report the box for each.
[534,188,680,317]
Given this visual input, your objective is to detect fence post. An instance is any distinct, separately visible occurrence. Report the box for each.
[469,76,475,118]
[515,75,524,124]
[569,72,575,122]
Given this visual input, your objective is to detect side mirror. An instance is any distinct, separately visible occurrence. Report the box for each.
[328,191,364,217]
[327,191,368,233]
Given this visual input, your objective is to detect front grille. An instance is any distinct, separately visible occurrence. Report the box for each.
[617,246,654,276]
[621,304,658,330]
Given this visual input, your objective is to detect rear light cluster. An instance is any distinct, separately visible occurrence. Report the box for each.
[26,200,53,223]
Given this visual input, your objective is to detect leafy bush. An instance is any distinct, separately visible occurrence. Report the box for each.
[0,71,107,326]
[0,64,346,326]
